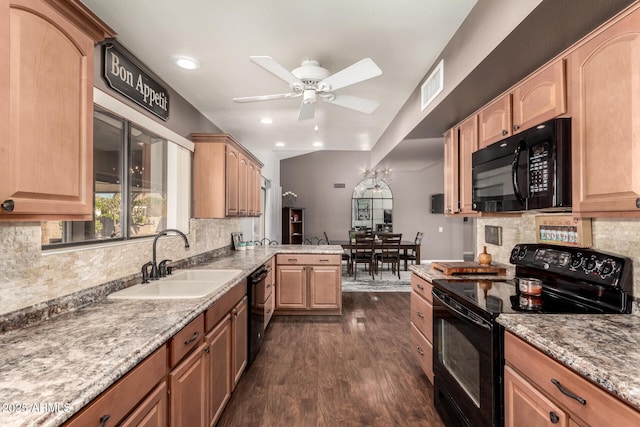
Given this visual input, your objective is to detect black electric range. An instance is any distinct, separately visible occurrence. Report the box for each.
[430,244,633,427]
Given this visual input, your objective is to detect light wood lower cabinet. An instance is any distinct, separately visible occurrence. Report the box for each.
[504,332,640,427]
[410,274,434,383]
[275,254,341,315]
[169,342,208,427]
[206,314,232,427]
[120,381,168,427]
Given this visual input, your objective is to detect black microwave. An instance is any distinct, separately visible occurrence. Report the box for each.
[471,118,571,212]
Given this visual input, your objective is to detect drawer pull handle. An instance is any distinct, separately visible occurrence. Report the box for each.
[417,284,424,290]
[99,414,110,427]
[416,311,424,319]
[288,258,298,262]
[319,259,329,262]
[551,379,586,405]
[416,345,424,356]
[549,412,560,424]
[184,331,199,346]
[266,284,271,288]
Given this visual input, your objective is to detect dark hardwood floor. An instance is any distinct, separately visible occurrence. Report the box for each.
[217,292,445,427]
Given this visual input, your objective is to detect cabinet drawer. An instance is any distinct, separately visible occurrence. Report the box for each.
[264,292,274,329]
[410,274,433,303]
[255,275,273,304]
[411,290,433,341]
[276,254,340,265]
[170,313,204,367]
[411,322,433,384]
[205,280,246,332]
[505,332,640,427]
[64,345,167,427]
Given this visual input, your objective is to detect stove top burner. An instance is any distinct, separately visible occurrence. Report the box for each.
[432,243,633,321]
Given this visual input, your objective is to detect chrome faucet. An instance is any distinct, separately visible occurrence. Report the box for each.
[150,229,190,280]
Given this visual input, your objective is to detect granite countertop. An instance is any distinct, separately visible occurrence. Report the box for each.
[498,314,640,411]
[0,245,343,427]
[410,263,640,412]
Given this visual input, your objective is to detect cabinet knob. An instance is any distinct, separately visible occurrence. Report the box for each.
[549,412,560,424]
[98,414,111,427]
[513,124,520,131]
[1,199,15,212]
[635,198,640,208]
[502,129,508,136]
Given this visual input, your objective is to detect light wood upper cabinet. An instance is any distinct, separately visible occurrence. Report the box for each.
[192,133,263,218]
[443,129,459,215]
[478,60,566,151]
[0,0,113,220]
[478,94,512,149]
[568,6,640,216]
[457,115,479,215]
[512,59,566,134]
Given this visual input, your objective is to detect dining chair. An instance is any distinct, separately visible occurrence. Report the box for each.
[325,232,352,275]
[399,232,423,270]
[375,233,402,278]
[352,234,375,280]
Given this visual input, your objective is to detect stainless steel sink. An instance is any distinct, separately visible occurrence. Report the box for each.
[108,269,243,300]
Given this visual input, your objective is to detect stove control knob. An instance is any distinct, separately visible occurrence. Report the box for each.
[511,247,520,259]
[570,256,582,269]
[599,260,615,277]
[518,246,527,258]
[583,258,597,273]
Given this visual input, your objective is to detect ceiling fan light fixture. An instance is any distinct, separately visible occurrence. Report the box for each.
[303,89,317,104]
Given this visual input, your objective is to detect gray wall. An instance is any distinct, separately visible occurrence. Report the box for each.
[280,151,469,260]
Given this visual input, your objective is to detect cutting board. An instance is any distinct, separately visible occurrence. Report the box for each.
[431,261,507,276]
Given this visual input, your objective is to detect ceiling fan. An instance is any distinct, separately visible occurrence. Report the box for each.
[233,56,382,121]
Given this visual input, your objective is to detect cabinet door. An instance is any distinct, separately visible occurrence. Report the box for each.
[478,94,512,149]
[225,144,239,216]
[308,265,340,309]
[247,161,256,216]
[504,366,568,427]
[1,0,95,218]
[568,9,640,214]
[232,296,248,388]
[457,115,479,215]
[120,381,167,427]
[443,129,459,215]
[206,315,232,427]
[238,153,248,216]
[255,166,263,216]
[276,265,307,309]
[169,343,207,427]
[512,59,566,133]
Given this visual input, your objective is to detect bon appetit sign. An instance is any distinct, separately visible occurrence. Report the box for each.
[104,44,170,120]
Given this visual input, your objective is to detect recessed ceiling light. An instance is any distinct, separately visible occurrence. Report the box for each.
[174,56,200,70]
[312,142,323,147]
[275,142,285,147]
[314,125,319,131]
[260,117,273,124]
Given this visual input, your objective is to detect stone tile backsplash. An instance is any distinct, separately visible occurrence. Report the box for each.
[0,218,250,316]
[477,215,640,297]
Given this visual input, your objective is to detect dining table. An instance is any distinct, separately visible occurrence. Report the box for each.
[334,239,421,271]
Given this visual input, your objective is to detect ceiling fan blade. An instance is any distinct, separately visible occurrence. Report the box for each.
[250,56,303,87]
[298,101,315,121]
[233,93,300,103]
[324,94,380,114]
[318,58,382,91]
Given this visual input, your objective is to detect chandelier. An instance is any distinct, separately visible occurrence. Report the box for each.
[362,167,392,182]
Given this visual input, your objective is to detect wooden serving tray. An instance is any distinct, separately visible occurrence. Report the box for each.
[431,261,507,276]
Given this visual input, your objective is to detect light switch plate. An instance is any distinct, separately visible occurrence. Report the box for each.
[485,225,502,246]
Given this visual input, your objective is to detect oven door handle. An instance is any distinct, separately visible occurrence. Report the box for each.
[432,291,491,330]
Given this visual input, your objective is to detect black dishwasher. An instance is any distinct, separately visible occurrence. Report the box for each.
[247,263,270,365]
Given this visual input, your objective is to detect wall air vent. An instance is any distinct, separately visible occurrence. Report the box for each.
[334,183,346,189]
[421,59,444,111]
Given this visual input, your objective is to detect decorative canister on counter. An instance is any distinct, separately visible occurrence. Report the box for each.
[237,242,246,251]
[246,241,254,250]
[478,246,492,265]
